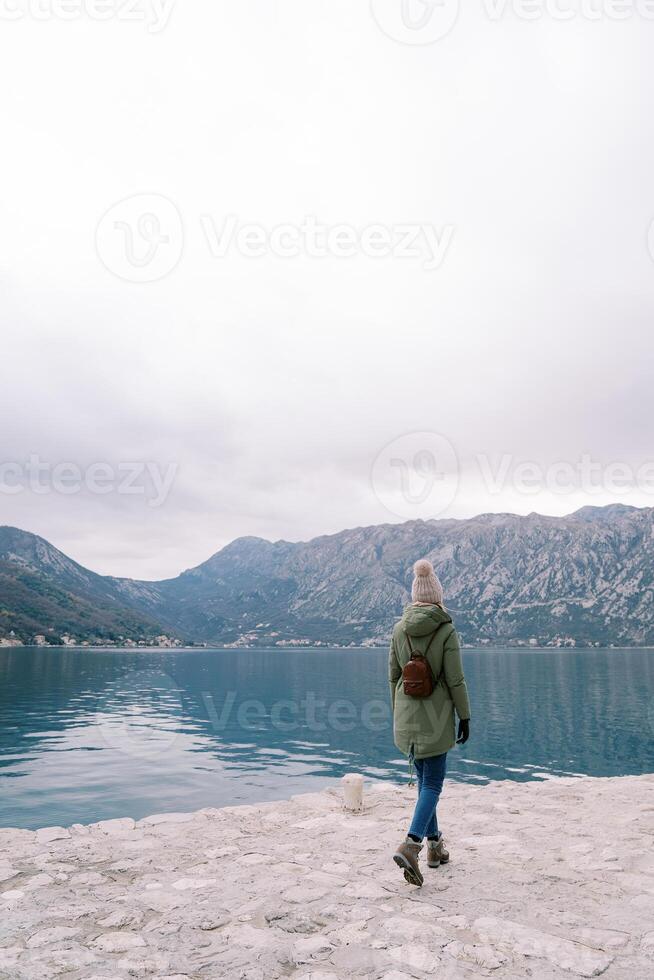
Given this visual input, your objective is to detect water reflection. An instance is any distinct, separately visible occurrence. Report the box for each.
[0,646,652,829]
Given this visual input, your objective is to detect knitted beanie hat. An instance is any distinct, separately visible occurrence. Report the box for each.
[411,559,444,605]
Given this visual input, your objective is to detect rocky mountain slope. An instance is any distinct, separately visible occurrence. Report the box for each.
[0,527,171,645]
[2,503,653,646]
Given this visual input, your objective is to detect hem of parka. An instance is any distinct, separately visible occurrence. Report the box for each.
[392,707,457,759]
[395,732,457,761]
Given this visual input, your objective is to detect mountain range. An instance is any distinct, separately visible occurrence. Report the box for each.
[1,503,653,647]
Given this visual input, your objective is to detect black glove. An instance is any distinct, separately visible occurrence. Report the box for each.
[456,719,470,745]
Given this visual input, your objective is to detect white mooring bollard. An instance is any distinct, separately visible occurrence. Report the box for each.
[342,773,364,812]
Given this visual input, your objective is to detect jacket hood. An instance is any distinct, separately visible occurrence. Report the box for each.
[401,603,452,637]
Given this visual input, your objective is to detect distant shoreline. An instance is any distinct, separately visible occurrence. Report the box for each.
[3,643,654,652]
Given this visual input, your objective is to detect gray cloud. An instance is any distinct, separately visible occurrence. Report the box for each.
[1,5,653,578]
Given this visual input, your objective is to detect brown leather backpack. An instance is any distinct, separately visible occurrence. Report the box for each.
[402,628,443,698]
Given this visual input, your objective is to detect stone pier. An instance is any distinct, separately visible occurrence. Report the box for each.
[1,774,653,978]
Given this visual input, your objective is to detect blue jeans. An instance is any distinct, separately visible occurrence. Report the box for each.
[408,752,447,840]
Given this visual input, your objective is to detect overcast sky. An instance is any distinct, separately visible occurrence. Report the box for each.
[2,1,654,579]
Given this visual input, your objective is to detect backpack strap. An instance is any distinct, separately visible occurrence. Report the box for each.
[404,625,441,660]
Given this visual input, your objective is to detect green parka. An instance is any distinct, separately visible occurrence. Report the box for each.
[389,603,471,760]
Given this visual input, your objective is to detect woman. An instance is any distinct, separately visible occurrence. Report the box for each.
[389,559,471,887]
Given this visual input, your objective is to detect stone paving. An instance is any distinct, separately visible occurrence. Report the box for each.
[1,774,653,979]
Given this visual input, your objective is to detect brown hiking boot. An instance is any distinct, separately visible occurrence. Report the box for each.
[393,838,424,887]
[427,834,449,868]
